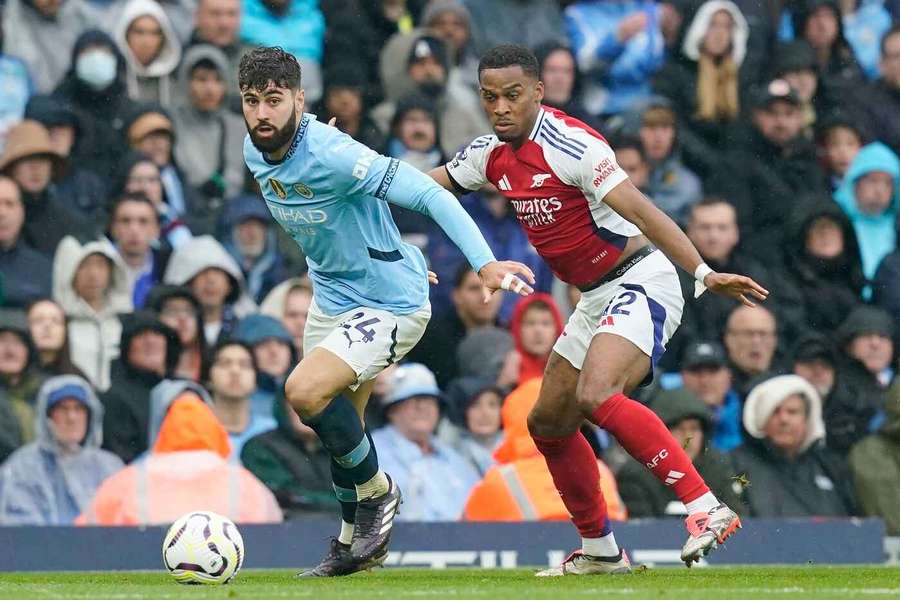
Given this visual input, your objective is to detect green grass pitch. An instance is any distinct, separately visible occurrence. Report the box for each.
[1,567,898,599]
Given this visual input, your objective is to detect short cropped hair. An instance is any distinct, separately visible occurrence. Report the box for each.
[478,44,540,79]
[238,46,301,92]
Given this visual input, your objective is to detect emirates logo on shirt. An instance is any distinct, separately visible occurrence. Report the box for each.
[510,197,563,228]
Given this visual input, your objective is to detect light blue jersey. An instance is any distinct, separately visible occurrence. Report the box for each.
[243,113,496,316]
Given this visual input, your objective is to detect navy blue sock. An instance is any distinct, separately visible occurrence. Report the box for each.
[330,432,378,524]
[305,395,379,485]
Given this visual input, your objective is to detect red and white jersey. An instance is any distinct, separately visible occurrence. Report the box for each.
[446,106,639,287]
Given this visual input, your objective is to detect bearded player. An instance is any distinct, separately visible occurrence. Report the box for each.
[239,47,535,577]
[428,45,768,575]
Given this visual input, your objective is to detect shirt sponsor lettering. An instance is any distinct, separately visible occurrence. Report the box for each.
[266,203,328,225]
[592,158,617,188]
[509,196,563,228]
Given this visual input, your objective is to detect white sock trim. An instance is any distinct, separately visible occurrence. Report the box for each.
[684,491,720,515]
[582,531,619,558]
[338,520,354,545]
[356,470,390,501]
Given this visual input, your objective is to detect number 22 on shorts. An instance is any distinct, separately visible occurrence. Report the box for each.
[598,290,637,327]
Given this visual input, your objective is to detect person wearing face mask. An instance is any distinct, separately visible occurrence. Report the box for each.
[54,30,137,179]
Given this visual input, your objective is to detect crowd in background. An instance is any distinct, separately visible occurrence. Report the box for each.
[0,0,899,536]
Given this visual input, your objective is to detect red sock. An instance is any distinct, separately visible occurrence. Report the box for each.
[591,393,709,503]
[532,431,611,538]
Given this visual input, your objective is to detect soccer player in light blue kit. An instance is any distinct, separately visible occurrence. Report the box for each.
[239,47,535,577]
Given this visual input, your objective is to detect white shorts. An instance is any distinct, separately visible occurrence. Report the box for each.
[553,250,684,377]
[303,300,432,390]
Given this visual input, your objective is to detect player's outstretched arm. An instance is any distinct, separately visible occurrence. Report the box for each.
[603,180,769,307]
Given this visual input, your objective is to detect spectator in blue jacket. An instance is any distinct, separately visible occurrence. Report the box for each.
[233,314,295,425]
[0,11,31,149]
[565,0,667,117]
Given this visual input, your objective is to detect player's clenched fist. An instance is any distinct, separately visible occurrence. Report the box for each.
[478,260,536,302]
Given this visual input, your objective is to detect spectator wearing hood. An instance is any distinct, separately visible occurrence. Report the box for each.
[372,34,490,157]
[124,107,202,237]
[114,0,182,107]
[0,121,96,257]
[784,203,865,331]
[464,0,564,58]
[855,26,900,156]
[850,381,900,535]
[107,192,172,308]
[0,375,123,524]
[239,0,324,103]
[425,187,553,323]
[533,43,595,129]
[792,0,866,100]
[444,376,504,477]
[54,30,137,179]
[163,235,256,345]
[618,388,742,518]
[729,374,855,517]
[206,340,276,460]
[1,0,94,93]
[815,112,866,192]
[233,315,295,424]
[508,294,564,387]
[80,380,282,524]
[0,176,52,308]
[653,0,749,180]
[0,309,41,444]
[387,93,444,175]
[173,44,246,206]
[26,299,86,380]
[708,80,828,267]
[240,388,337,519]
[314,66,386,153]
[371,363,479,521]
[146,285,207,381]
[565,0,668,117]
[186,0,246,112]
[834,141,900,282]
[52,237,132,391]
[220,195,286,305]
[101,311,180,463]
[259,277,312,358]
[0,11,31,148]
[834,307,894,425]
[636,101,703,224]
[24,94,108,223]
[422,0,480,93]
[770,40,826,136]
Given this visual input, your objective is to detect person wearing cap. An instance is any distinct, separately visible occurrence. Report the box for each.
[314,66,386,153]
[678,341,742,452]
[652,0,749,180]
[0,375,123,525]
[617,387,742,518]
[370,363,479,521]
[770,40,823,135]
[636,100,702,226]
[815,113,866,191]
[0,176,52,309]
[173,44,247,203]
[0,308,42,446]
[232,314,296,423]
[444,376,504,476]
[835,305,894,406]
[372,33,490,157]
[0,120,96,257]
[855,26,900,157]
[220,194,287,304]
[707,78,826,267]
[833,141,899,283]
[24,94,108,223]
[729,374,855,517]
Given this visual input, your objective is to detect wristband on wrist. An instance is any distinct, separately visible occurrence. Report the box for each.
[693,263,714,299]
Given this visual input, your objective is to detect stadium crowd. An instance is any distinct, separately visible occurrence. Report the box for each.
[0,0,898,536]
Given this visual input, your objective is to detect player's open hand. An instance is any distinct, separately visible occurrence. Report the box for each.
[478,261,535,302]
[428,271,438,285]
[705,272,769,307]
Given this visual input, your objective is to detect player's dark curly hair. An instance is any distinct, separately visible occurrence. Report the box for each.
[238,46,302,92]
[477,44,540,79]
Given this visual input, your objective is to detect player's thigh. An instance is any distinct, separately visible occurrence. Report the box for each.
[575,333,651,417]
[526,351,583,439]
[285,347,359,418]
[344,379,376,421]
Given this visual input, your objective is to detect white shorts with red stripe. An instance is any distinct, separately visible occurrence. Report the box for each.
[553,250,684,376]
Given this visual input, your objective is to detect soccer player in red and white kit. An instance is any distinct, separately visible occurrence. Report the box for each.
[428,45,769,575]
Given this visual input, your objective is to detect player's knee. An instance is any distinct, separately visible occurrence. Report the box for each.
[284,373,329,419]
[575,377,623,417]
[527,407,572,439]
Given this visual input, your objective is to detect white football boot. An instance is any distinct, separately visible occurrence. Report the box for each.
[680,503,742,567]
[535,549,632,577]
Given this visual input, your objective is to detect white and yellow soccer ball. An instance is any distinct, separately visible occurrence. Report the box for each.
[162,511,245,585]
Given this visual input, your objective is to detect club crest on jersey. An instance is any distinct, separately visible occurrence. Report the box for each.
[293,182,314,199]
[530,173,552,188]
[268,178,287,199]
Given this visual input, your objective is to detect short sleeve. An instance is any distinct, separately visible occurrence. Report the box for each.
[551,135,629,203]
[444,135,500,192]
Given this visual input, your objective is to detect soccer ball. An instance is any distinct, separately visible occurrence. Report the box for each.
[162,511,245,585]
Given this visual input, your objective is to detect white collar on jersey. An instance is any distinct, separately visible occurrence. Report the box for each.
[527,107,547,142]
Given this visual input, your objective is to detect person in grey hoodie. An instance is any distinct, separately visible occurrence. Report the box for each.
[0,375,123,524]
[114,0,183,106]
